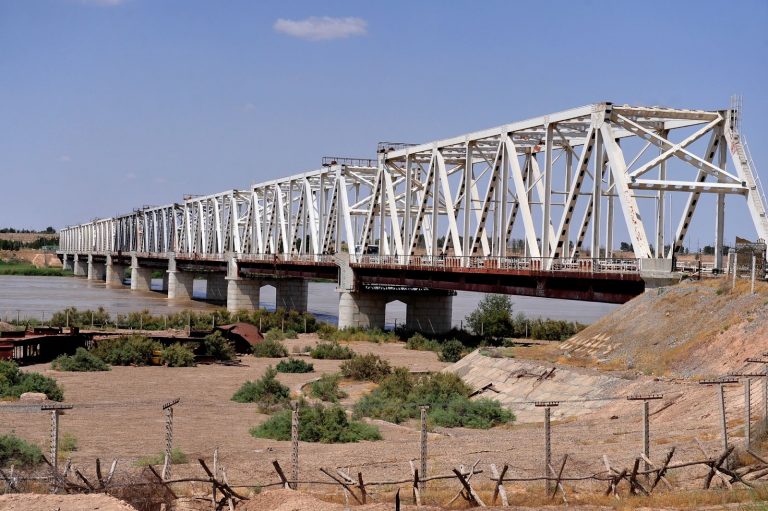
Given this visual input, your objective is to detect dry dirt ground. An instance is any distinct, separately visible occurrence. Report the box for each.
[0,492,137,510]
[3,279,768,510]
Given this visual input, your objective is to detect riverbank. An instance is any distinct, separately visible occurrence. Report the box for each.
[0,261,69,276]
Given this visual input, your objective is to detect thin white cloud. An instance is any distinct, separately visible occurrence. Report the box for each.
[59,155,71,162]
[243,102,257,113]
[274,16,367,41]
[124,172,137,181]
[153,176,167,184]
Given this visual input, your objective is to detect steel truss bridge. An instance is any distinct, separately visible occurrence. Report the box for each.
[58,101,767,328]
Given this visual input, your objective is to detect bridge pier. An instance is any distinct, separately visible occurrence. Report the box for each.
[405,294,453,334]
[206,273,228,301]
[167,255,194,300]
[73,255,87,277]
[87,255,106,281]
[275,279,308,312]
[337,290,453,333]
[226,279,261,312]
[105,255,128,287]
[61,254,73,272]
[130,254,153,291]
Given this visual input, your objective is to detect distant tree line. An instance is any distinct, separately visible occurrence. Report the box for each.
[0,237,58,251]
[0,227,56,234]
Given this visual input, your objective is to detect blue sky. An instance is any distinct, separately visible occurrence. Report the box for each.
[1,0,767,248]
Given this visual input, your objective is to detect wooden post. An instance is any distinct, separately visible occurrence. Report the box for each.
[162,398,180,481]
[535,401,559,495]
[291,402,299,489]
[751,254,756,294]
[419,405,428,492]
[732,250,737,289]
[745,378,752,450]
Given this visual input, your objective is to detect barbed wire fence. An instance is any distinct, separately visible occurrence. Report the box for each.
[1,380,768,509]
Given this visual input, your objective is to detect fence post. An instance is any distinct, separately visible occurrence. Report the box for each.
[42,404,73,479]
[751,254,757,294]
[419,405,428,491]
[535,401,559,494]
[719,383,728,453]
[291,402,299,490]
[731,249,737,289]
[745,378,752,450]
[162,398,180,481]
[627,394,662,476]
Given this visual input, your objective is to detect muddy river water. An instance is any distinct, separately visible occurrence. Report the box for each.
[0,275,617,327]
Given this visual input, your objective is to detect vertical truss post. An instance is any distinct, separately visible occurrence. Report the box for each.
[655,131,669,258]
[591,129,603,259]
[715,130,727,269]
[162,398,180,481]
[606,148,615,259]
[563,149,573,258]
[542,123,553,258]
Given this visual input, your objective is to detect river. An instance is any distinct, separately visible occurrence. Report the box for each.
[0,275,617,327]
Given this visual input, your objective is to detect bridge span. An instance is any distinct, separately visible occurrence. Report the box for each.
[58,101,767,332]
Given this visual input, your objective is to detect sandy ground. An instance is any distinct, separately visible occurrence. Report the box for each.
[0,334,741,495]
[0,493,137,510]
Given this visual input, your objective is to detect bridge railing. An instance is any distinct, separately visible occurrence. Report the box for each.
[354,255,640,274]
[237,254,337,264]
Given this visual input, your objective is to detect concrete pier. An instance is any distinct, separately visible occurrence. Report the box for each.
[61,254,74,272]
[338,290,453,333]
[226,278,261,313]
[275,279,308,312]
[130,254,152,291]
[73,255,87,277]
[206,273,228,301]
[105,255,128,287]
[87,255,106,281]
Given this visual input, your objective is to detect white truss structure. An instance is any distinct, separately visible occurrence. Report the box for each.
[59,102,767,271]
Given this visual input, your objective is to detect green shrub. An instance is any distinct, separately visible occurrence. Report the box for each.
[161,343,196,367]
[250,403,381,443]
[406,333,440,352]
[439,339,465,363]
[428,396,514,428]
[319,325,398,343]
[91,335,161,366]
[283,329,298,339]
[310,342,354,360]
[0,434,43,467]
[310,374,347,402]
[252,339,288,358]
[231,367,290,412]
[0,360,64,401]
[59,433,78,453]
[264,329,287,342]
[340,354,391,382]
[200,331,237,360]
[135,447,188,467]
[354,369,513,429]
[51,348,110,372]
[276,358,314,373]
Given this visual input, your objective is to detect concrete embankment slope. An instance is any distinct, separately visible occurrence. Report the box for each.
[560,278,768,378]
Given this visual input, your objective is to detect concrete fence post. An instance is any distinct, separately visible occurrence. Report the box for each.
[419,406,428,491]
[291,402,299,490]
[162,398,180,481]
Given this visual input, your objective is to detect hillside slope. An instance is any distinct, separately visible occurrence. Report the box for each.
[560,278,768,378]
